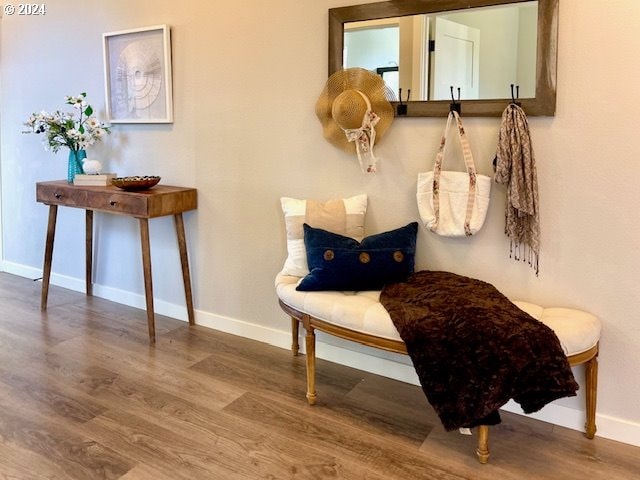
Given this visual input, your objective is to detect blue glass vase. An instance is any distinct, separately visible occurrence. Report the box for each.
[67,149,86,183]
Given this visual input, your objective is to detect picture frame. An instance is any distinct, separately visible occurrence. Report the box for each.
[103,25,173,123]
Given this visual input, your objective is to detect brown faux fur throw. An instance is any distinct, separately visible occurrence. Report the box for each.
[380,270,578,431]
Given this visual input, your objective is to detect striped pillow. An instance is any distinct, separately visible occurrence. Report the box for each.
[280,194,367,277]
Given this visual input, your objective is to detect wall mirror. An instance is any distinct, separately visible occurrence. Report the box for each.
[329,0,558,116]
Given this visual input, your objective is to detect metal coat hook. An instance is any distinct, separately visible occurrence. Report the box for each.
[450,86,461,114]
[397,88,411,116]
[510,84,521,107]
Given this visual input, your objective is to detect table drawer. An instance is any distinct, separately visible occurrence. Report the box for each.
[86,192,148,216]
[37,183,88,207]
[37,184,149,216]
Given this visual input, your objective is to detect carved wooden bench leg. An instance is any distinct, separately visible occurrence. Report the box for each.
[305,325,317,405]
[476,425,490,464]
[585,353,598,439]
[291,317,300,356]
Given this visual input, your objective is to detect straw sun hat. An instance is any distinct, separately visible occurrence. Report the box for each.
[316,67,395,173]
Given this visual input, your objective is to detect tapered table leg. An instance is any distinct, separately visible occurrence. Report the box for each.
[85,210,93,296]
[174,213,195,325]
[139,218,156,344]
[41,205,58,310]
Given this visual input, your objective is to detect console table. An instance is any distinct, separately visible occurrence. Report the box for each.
[36,180,197,344]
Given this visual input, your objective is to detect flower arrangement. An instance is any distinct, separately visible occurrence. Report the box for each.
[24,93,110,153]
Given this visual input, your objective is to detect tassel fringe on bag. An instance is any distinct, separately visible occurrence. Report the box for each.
[494,104,540,275]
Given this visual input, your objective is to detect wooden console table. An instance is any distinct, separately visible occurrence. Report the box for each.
[36,180,197,344]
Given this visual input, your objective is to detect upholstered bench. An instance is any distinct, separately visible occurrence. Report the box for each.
[275,273,601,464]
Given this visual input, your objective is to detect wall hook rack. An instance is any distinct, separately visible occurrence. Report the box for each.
[450,86,461,114]
[510,84,521,107]
[397,88,411,116]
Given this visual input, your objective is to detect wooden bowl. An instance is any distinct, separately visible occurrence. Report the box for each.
[112,176,161,191]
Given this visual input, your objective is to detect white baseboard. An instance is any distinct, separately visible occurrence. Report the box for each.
[1,261,49,283]
[2,261,639,448]
[0,260,189,321]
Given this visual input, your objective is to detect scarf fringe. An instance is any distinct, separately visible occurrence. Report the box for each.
[509,241,539,276]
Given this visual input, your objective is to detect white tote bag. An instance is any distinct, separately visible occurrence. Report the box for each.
[416,111,491,237]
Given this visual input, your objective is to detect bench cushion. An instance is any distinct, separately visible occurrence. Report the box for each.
[275,274,601,356]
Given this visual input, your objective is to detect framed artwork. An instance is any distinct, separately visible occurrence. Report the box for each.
[103,25,173,123]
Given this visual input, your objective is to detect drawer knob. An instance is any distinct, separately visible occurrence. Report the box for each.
[110,201,117,207]
[54,193,62,199]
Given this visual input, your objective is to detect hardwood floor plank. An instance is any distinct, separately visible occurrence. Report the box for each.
[43,303,186,354]
[0,300,81,347]
[0,440,81,480]
[0,395,133,479]
[333,375,437,446]
[144,403,397,480]
[0,324,49,365]
[0,273,77,309]
[0,366,108,425]
[63,298,185,336]
[548,423,640,479]
[118,463,183,480]
[49,326,210,372]
[48,335,246,410]
[189,336,368,406]
[79,408,262,480]
[223,391,469,480]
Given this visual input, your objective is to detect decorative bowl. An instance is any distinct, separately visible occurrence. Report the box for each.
[112,176,161,191]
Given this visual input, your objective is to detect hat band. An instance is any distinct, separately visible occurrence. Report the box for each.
[342,90,380,174]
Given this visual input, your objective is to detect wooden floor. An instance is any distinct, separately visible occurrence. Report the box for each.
[0,273,639,479]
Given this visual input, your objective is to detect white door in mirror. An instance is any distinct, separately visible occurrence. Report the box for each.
[431,16,480,101]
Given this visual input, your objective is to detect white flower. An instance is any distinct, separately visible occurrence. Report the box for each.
[92,127,106,138]
[67,128,80,139]
[86,117,98,127]
[78,133,94,149]
[66,94,87,109]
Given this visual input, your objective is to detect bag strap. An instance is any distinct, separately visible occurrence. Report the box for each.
[431,111,478,237]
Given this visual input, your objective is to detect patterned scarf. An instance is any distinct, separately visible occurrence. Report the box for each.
[494,104,540,275]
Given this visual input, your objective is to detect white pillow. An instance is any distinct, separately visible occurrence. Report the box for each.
[280,194,367,277]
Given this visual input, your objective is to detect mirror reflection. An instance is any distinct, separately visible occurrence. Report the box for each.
[343,1,538,101]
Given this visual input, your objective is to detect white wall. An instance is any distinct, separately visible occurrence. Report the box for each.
[1,0,640,447]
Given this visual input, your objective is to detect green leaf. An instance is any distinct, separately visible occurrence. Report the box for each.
[84,105,93,117]
[79,125,85,134]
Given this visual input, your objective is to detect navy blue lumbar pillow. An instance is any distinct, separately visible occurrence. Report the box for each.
[296,222,418,291]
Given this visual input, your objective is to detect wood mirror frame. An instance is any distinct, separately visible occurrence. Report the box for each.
[329,0,558,116]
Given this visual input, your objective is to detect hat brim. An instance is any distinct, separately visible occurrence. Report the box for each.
[316,68,395,153]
